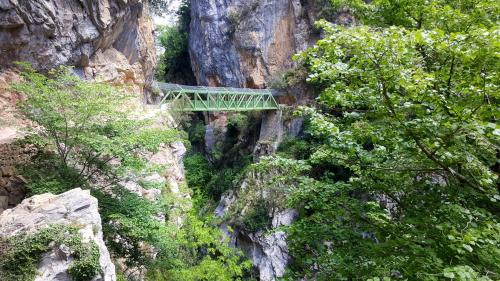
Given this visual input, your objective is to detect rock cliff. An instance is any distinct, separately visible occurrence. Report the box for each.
[0,0,156,94]
[189,0,319,88]
[0,188,116,281]
[189,0,321,159]
[215,189,298,281]
[189,1,333,279]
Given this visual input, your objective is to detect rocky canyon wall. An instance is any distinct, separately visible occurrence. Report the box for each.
[0,2,161,280]
[189,0,323,158]
[0,0,156,94]
[188,1,326,280]
[189,0,315,88]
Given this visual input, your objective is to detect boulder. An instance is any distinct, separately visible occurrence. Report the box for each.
[0,188,116,281]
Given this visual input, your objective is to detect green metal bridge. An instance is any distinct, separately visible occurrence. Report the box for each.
[156,82,280,112]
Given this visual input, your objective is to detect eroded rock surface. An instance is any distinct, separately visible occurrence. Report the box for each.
[0,188,116,280]
[189,0,319,88]
[216,189,298,281]
[0,0,156,93]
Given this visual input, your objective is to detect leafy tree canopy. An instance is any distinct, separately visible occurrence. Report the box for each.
[258,0,500,280]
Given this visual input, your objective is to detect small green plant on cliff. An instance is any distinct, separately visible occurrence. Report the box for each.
[227,156,310,233]
[0,225,101,281]
[268,67,309,90]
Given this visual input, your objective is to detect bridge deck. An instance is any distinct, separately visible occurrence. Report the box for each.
[156,82,280,112]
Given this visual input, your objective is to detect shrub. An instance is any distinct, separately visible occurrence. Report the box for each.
[188,120,206,145]
[277,137,312,160]
[155,1,196,85]
[241,198,270,232]
[0,225,101,281]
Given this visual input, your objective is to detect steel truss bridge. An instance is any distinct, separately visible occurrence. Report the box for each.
[156,82,280,112]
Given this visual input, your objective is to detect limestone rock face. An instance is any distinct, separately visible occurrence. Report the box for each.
[0,0,156,93]
[239,225,294,281]
[253,110,284,162]
[189,0,316,88]
[216,190,298,281]
[0,188,116,281]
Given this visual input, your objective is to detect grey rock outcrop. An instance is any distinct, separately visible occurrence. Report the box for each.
[253,110,284,161]
[149,140,191,226]
[253,109,304,161]
[189,0,318,88]
[0,0,156,93]
[216,190,298,281]
[0,188,116,281]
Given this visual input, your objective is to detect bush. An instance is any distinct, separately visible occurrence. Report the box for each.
[227,113,249,133]
[241,198,270,232]
[184,154,212,191]
[17,149,84,196]
[155,1,196,84]
[92,186,173,269]
[0,225,101,281]
[277,137,312,160]
[267,67,308,90]
[188,120,206,145]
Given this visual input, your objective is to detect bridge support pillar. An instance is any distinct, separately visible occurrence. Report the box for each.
[253,109,283,162]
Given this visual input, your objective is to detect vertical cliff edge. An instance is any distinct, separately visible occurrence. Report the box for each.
[189,0,315,88]
[0,0,156,94]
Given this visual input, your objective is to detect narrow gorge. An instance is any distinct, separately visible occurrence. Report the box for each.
[1,1,499,281]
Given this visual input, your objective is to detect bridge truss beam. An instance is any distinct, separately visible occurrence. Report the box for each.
[156,82,280,112]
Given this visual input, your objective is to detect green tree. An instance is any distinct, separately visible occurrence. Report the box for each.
[270,0,499,280]
[13,64,183,191]
[155,1,195,84]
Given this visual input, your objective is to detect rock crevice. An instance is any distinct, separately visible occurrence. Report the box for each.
[189,0,314,89]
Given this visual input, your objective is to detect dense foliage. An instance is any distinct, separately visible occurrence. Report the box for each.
[155,0,196,84]
[238,0,499,280]
[13,64,186,189]
[184,153,249,212]
[0,225,101,281]
[12,67,250,280]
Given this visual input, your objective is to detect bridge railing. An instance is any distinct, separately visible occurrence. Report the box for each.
[155,82,280,112]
